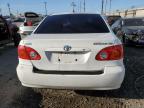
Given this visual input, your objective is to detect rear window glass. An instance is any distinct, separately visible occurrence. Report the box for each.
[34,14,109,34]
[25,12,39,18]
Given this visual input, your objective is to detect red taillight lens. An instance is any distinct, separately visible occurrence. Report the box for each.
[96,45,123,61]
[27,21,32,26]
[18,45,41,60]
[24,21,32,26]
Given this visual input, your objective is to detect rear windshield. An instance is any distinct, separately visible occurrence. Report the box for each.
[34,14,109,34]
[25,12,39,18]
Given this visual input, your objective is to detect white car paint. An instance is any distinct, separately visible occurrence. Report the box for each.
[19,12,42,39]
[19,24,36,39]
[17,14,125,90]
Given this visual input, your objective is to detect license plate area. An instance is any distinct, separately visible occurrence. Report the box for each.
[58,52,87,64]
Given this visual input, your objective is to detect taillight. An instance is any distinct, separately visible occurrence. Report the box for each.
[24,21,32,26]
[18,45,41,60]
[96,44,123,61]
[27,21,32,26]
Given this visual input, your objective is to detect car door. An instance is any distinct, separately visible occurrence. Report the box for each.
[0,17,10,44]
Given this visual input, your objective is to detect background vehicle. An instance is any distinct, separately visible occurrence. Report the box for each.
[17,13,125,90]
[0,16,21,47]
[13,17,25,27]
[19,12,42,39]
[111,17,144,45]
[106,15,121,26]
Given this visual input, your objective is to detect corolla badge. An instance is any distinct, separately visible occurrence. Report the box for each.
[63,45,72,51]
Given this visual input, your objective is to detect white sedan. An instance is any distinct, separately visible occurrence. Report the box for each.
[19,12,42,39]
[17,13,125,90]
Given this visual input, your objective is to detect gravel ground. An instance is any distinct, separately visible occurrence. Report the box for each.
[0,44,144,108]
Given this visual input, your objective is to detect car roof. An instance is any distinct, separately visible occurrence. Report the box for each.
[48,13,101,16]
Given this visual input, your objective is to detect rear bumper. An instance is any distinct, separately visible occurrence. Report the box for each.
[17,64,125,90]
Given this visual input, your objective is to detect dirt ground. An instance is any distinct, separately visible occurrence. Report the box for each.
[0,44,144,108]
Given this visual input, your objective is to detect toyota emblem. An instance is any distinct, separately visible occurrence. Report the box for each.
[63,45,72,51]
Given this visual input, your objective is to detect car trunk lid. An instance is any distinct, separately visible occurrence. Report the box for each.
[23,33,117,71]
